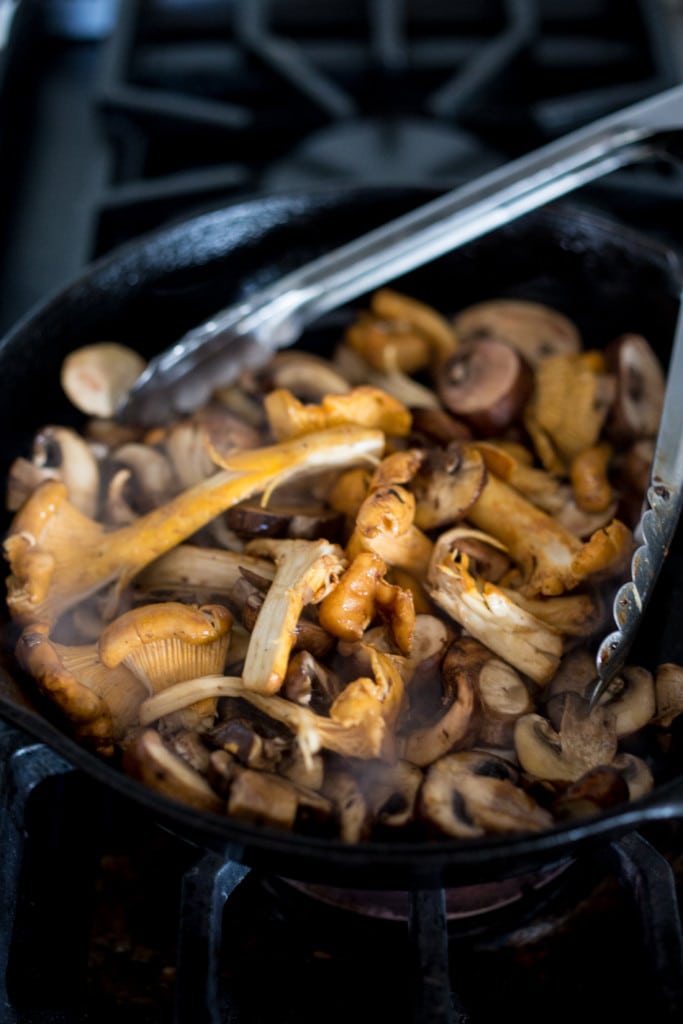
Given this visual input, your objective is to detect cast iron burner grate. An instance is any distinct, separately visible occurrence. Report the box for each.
[1,723,683,1024]
[91,0,683,254]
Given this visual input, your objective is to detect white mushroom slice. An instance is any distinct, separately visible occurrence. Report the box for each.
[593,665,656,737]
[110,442,177,510]
[60,342,147,418]
[419,750,553,838]
[241,538,347,695]
[121,728,224,814]
[476,657,533,748]
[611,752,655,801]
[653,663,683,727]
[515,694,618,783]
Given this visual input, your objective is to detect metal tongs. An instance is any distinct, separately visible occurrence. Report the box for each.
[117,84,683,705]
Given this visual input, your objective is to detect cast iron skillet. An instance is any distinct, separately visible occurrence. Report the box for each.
[2,187,683,890]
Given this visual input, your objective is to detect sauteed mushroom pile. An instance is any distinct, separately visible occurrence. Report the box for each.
[4,288,683,842]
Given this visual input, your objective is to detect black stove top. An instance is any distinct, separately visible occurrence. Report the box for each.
[2,2,683,1021]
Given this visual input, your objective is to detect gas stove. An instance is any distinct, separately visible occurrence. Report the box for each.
[2,2,683,1022]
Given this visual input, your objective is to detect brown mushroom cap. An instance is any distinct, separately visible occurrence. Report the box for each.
[436,340,533,436]
[452,298,582,366]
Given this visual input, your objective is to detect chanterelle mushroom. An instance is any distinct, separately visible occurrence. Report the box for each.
[4,424,383,628]
[99,601,233,729]
[16,623,147,755]
[239,537,348,695]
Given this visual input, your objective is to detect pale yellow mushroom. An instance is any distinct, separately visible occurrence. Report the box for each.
[4,425,384,628]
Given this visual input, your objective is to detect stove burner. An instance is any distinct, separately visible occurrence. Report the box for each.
[261,116,503,191]
[279,860,573,922]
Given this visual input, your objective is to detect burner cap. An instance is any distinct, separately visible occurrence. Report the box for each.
[261,115,504,191]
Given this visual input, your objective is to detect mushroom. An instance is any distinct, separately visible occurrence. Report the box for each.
[452,298,582,366]
[138,647,404,766]
[333,342,442,410]
[134,544,276,605]
[282,649,344,711]
[419,750,554,838]
[109,442,177,512]
[399,637,477,766]
[321,768,371,843]
[239,537,347,695]
[552,765,630,820]
[226,497,345,542]
[4,424,384,627]
[604,333,665,443]
[348,484,433,579]
[514,693,618,783]
[121,727,224,813]
[226,767,332,832]
[256,351,351,401]
[60,341,147,418]
[264,386,412,442]
[412,444,488,530]
[592,665,657,737]
[611,752,655,801]
[15,623,147,756]
[653,662,683,727]
[370,287,458,363]
[317,550,415,655]
[524,351,616,467]
[465,466,633,597]
[570,442,614,514]
[356,758,424,831]
[98,601,233,730]
[436,340,533,436]
[6,426,101,518]
[426,550,563,685]
[475,652,534,748]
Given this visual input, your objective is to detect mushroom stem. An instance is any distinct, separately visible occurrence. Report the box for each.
[4,426,384,627]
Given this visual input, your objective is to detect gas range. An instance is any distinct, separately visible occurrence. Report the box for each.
[2,2,683,1022]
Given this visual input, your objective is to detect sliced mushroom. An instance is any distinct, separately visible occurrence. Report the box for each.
[611,751,655,801]
[437,340,533,436]
[419,750,553,838]
[653,662,683,727]
[121,728,224,814]
[452,298,581,366]
[399,638,477,767]
[593,665,656,737]
[227,769,332,832]
[515,693,618,783]
[226,498,345,542]
[605,333,665,442]
[321,767,371,843]
[412,444,487,530]
[357,758,424,831]
[552,765,629,820]
[60,342,147,418]
[256,351,351,401]
[476,655,533,748]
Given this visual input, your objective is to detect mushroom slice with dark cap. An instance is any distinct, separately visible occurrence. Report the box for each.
[399,637,477,767]
[437,340,533,437]
[355,758,424,832]
[412,444,487,531]
[419,750,553,839]
[604,332,665,443]
[121,727,224,814]
[227,767,333,832]
[452,298,582,367]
